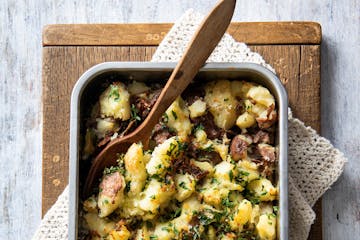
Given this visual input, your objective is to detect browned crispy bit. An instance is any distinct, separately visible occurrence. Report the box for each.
[131,88,161,119]
[115,219,127,230]
[257,143,276,163]
[171,156,209,181]
[256,104,277,129]
[187,163,209,180]
[197,150,222,165]
[186,142,222,165]
[152,123,175,145]
[192,112,224,140]
[253,130,272,144]
[230,134,253,161]
[99,172,125,203]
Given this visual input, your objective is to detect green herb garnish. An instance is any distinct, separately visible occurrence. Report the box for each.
[171,110,178,120]
[108,84,120,101]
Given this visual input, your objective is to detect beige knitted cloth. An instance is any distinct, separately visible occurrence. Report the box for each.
[33,10,346,240]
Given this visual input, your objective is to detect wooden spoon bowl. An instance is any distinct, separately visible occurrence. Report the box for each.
[83,0,236,195]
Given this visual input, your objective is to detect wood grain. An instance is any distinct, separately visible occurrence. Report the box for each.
[43,22,321,46]
[42,46,157,214]
[42,24,321,239]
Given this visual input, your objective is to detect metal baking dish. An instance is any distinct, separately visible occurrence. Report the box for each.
[69,62,288,240]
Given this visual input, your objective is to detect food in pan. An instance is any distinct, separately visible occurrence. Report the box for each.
[81,79,279,240]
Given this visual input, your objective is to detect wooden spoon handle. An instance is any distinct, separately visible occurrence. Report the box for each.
[137,0,236,135]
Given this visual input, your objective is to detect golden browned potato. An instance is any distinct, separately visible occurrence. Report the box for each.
[188,99,207,119]
[204,80,238,130]
[83,212,116,238]
[247,178,277,201]
[99,82,131,120]
[247,85,275,108]
[256,213,277,240]
[124,143,147,196]
[165,97,192,138]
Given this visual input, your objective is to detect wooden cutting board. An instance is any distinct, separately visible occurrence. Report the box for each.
[42,22,321,239]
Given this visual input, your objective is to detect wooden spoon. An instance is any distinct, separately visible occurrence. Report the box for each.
[83,0,236,195]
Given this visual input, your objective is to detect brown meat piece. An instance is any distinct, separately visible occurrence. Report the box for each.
[192,112,224,140]
[257,144,276,163]
[197,150,222,165]
[152,123,175,145]
[131,89,161,119]
[253,130,272,144]
[230,134,252,161]
[186,143,222,165]
[171,156,208,181]
[99,172,125,202]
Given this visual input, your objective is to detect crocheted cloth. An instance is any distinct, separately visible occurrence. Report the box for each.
[32,10,346,240]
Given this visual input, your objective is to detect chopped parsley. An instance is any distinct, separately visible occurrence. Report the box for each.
[273,206,279,215]
[239,170,250,176]
[202,144,214,152]
[103,166,120,175]
[167,142,177,156]
[192,123,205,133]
[171,110,178,120]
[261,190,268,196]
[125,181,131,193]
[228,170,234,181]
[221,196,235,208]
[177,140,188,152]
[108,84,120,101]
[173,208,182,218]
[130,104,141,121]
[211,178,219,184]
[179,181,189,190]
[115,153,126,175]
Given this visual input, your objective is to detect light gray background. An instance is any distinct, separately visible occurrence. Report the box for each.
[0,0,359,239]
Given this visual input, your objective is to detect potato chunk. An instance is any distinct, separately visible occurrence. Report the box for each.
[256,213,276,240]
[107,225,131,240]
[138,178,175,216]
[124,143,147,196]
[84,212,116,238]
[247,178,277,201]
[188,99,207,119]
[83,196,98,213]
[165,97,192,138]
[95,118,119,139]
[146,136,182,176]
[237,160,260,183]
[247,85,275,108]
[236,112,256,129]
[174,173,196,202]
[230,199,252,230]
[127,81,150,95]
[99,82,131,120]
[98,172,126,217]
[204,80,238,130]
[231,81,255,98]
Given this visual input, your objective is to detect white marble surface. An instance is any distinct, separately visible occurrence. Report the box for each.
[0,0,359,239]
